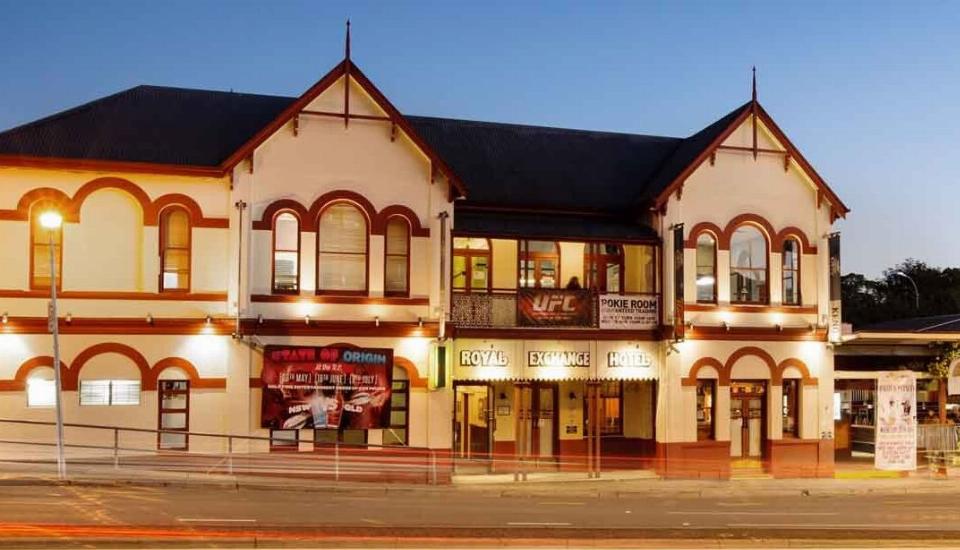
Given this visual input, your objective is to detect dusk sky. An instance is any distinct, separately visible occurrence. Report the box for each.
[2,0,958,277]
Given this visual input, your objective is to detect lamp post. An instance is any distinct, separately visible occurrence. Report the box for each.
[893,271,920,311]
[39,211,66,480]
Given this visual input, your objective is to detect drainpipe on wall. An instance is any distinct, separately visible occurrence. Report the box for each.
[437,211,449,341]
[234,199,248,338]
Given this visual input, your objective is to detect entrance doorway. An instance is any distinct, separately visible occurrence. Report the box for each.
[529,382,558,462]
[157,380,189,450]
[730,381,766,459]
[454,383,493,460]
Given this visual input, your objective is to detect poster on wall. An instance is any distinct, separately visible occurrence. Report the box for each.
[828,232,842,343]
[598,294,659,330]
[517,289,592,327]
[260,345,393,431]
[875,371,917,471]
[672,224,685,341]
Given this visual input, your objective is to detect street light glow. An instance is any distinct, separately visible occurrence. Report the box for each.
[39,211,63,229]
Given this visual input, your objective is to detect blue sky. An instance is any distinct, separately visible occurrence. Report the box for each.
[2,0,958,276]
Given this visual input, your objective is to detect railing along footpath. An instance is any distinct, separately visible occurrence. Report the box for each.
[917,423,960,475]
[0,418,448,485]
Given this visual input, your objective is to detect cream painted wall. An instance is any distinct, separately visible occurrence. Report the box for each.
[67,189,144,291]
[0,221,29,289]
[491,239,517,290]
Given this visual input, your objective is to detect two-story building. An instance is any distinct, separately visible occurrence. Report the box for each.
[0,49,848,479]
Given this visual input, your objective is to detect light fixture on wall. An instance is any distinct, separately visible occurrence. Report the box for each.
[304,314,311,325]
[146,313,153,325]
[809,323,817,333]
[257,314,264,325]
[722,321,730,332]
[568,391,577,401]
[375,316,380,327]
[499,392,507,400]
[205,315,212,325]
[775,323,784,332]
[417,316,424,328]
[1,312,7,324]
[65,313,72,325]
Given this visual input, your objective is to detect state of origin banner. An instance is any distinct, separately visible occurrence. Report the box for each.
[260,345,393,431]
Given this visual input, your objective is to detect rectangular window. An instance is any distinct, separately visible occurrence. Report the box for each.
[79,380,141,406]
[782,379,800,438]
[270,429,299,451]
[31,217,61,290]
[26,378,56,408]
[696,380,716,441]
[384,379,410,446]
[600,381,623,435]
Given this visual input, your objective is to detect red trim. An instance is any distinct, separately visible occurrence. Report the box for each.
[0,289,226,301]
[151,357,226,389]
[6,356,70,392]
[681,347,817,386]
[250,294,428,305]
[0,154,225,178]
[270,210,301,295]
[452,327,660,341]
[0,317,235,335]
[0,177,229,227]
[252,199,309,231]
[376,205,430,237]
[683,325,826,342]
[158,206,192,293]
[393,356,428,389]
[253,197,430,236]
[315,200,370,295]
[70,342,152,391]
[308,190,377,228]
[28,204,62,291]
[684,303,817,314]
[244,319,438,338]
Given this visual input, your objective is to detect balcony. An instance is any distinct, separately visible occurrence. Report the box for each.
[451,290,659,331]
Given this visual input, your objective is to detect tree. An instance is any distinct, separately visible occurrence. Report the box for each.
[842,259,960,329]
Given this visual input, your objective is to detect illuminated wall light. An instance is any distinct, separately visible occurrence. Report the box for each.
[65,313,72,324]
[775,323,783,332]
[375,316,380,327]
[304,314,311,325]
[257,314,264,325]
[146,313,153,325]
[722,321,730,332]
[1,312,7,324]
[205,315,212,325]
[418,316,423,328]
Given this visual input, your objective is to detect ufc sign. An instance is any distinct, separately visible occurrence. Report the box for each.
[530,293,579,313]
[517,289,592,327]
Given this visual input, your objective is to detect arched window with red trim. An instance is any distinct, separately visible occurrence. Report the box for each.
[695,233,717,303]
[317,202,368,294]
[729,225,768,304]
[159,207,191,292]
[272,212,300,294]
[384,216,410,297]
[30,205,62,290]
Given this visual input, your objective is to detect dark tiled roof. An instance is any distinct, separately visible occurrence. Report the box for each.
[0,84,748,214]
[858,314,960,333]
[455,210,658,242]
[407,116,682,213]
[0,85,294,166]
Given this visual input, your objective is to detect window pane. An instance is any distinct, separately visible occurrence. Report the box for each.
[539,260,557,288]
[313,429,337,445]
[470,256,488,290]
[605,262,620,293]
[110,380,141,405]
[160,413,187,429]
[390,410,408,426]
[783,271,798,305]
[341,429,366,445]
[696,381,715,441]
[318,253,366,291]
[383,428,406,446]
[452,255,467,290]
[385,219,409,255]
[385,256,408,293]
[730,226,767,269]
[161,393,188,410]
[163,210,190,248]
[79,380,111,406]
[730,268,767,303]
[783,240,799,270]
[273,429,299,447]
[453,237,488,250]
[526,241,556,254]
[273,251,299,291]
[391,391,408,409]
[27,378,55,408]
[319,204,366,254]
[274,213,299,251]
[696,235,716,302]
[32,217,61,287]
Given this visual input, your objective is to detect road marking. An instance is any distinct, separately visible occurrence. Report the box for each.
[727,522,940,530]
[361,518,386,525]
[177,518,257,523]
[536,501,584,506]
[669,511,837,516]
[507,522,572,526]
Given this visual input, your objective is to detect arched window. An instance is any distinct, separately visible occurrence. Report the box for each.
[584,243,624,293]
[30,207,62,290]
[159,207,191,292]
[782,238,801,305]
[317,203,368,294]
[272,212,300,294]
[695,233,717,303]
[384,217,410,297]
[729,225,768,304]
[26,367,56,408]
[520,240,559,288]
[452,237,490,293]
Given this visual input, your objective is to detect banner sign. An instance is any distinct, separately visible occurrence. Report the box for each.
[260,345,393,431]
[517,289,592,327]
[459,349,509,367]
[673,224,685,341]
[828,232,842,343]
[528,350,591,367]
[875,371,917,471]
[598,294,658,330]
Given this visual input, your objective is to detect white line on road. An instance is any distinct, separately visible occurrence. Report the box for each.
[507,522,572,526]
[536,501,585,506]
[727,522,940,530]
[669,511,837,516]
[177,518,258,523]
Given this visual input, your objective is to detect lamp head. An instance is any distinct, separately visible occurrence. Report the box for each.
[39,211,63,229]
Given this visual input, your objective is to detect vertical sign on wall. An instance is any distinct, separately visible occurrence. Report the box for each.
[875,371,917,471]
[828,232,842,343]
[673,224,685,341]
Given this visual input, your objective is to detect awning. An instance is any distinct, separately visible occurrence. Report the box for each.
[453,210,659,243]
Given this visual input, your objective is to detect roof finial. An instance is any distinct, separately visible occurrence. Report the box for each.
[751,66,758,159]
[751,65,757,103]
[345,19,351,61]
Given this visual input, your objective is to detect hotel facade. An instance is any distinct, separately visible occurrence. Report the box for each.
[0,52,848,479]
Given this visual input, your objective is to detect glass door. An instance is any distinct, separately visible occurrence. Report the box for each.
[532,383,558,463]
[454,384,492,460]
[158,380,189,450]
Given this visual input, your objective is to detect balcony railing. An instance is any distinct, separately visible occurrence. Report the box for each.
[452,289,659,330]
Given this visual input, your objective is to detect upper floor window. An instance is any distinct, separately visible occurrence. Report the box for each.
[79,379,141,406]
[782,238,801,305]
[272,212,300,294]
[729,225,768,304]
[384,217,410,297]
[452,237,490,293]
[584,243,624,293]
[159,207,190,292]
[520,240,559,289]
[695,234,717,303]
[30,208,62,290]
[317,203,368,294]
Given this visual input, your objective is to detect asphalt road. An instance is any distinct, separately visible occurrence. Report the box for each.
[0,483,959,547]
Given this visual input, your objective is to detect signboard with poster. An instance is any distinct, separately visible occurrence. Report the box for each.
[673,224,685,341]
[517,289,592,327]
[875,371,917,471]
[598,294,658,330]
[828,232,842,343]
[260,345,393,431]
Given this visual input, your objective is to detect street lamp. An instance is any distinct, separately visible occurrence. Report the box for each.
[40,210,66,480]
[893,271,920,311]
